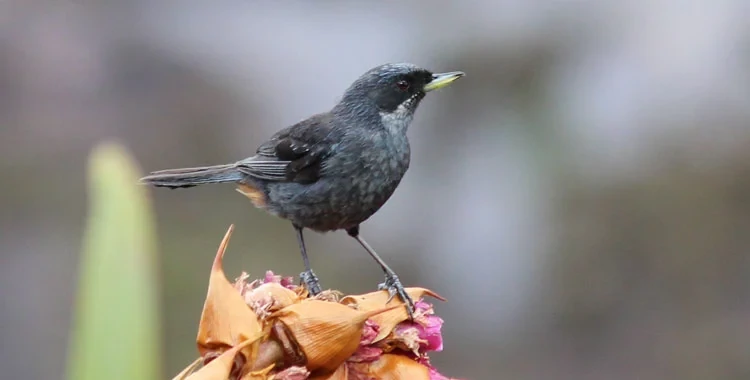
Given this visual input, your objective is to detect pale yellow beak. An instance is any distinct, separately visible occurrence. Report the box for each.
[423,71,465,92]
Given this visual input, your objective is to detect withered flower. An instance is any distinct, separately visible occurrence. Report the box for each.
[174,225,458,380]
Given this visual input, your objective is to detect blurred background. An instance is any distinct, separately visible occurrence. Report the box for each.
[2,1,750,379]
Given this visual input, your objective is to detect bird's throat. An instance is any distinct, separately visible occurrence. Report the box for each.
[379,103,414,135]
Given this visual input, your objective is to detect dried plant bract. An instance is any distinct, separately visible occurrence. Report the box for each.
[173,225,459,380]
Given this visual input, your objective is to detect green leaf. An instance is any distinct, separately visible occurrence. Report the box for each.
[67,142,161,380]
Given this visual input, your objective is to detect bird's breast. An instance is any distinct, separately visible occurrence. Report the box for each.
[348,132,410,201]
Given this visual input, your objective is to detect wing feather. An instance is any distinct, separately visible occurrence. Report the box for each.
[237,113,334,183]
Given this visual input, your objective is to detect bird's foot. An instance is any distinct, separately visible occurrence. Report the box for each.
[300,270,322,296]
[378,273,415,319]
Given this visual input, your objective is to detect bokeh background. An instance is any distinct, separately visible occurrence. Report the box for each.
[3,1,750,379]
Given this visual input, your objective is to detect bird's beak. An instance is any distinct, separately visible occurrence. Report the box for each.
[424,71,465,92]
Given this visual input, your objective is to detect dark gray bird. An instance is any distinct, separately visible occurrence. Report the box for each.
[140,63,464,315]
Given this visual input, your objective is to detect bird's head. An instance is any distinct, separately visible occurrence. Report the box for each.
[334,63,464,132]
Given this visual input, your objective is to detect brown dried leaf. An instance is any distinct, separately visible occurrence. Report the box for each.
[245,282,300,317]
[239,363,274,380]
[310,364,348,380]
[311,289,344,303]
[273,300,399,374]
[197,225,263,361]
[186,338,257,380]
[270,366,310,379]
[247,339,285,373]
[348,354,430,380]
[340,288,445,343]
[173,357,204,380]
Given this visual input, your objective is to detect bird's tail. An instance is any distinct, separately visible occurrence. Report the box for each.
[139,164,243,189]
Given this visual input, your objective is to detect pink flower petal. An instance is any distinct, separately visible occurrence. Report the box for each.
[393,325,424,355]
[350,346,383,362]
[419,314,444,352]
[392,300,445,353]
[273,366,310,379]
[349,319,384,362]
[360,320,380,345]
[260,270,296,289]
[279,276,295,289]
[263,270,278,283]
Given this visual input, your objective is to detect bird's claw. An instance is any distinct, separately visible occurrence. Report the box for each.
[300,270,322,296]
[378,273,415,319]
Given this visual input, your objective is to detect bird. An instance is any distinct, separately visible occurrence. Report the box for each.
[139,63,464,316]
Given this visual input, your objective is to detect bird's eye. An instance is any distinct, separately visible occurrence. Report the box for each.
[396,80,410,91]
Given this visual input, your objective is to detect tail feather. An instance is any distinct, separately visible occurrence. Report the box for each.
[139,164,242,189]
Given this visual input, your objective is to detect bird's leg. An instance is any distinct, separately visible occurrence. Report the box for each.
[346,226,415,318]
[294,225,321,296]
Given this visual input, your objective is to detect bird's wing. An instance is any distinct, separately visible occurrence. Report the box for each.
[236,113,334,184]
